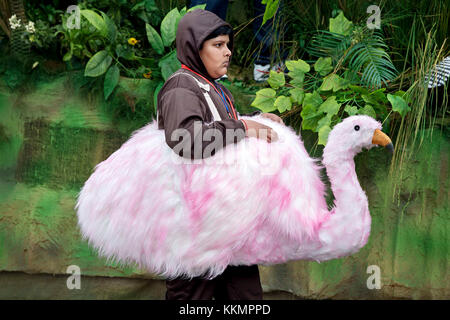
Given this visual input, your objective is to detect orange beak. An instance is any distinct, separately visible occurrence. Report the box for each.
[372,129,394,153]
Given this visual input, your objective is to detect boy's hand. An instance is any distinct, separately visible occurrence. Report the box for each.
[243,119,279,143]
[261,112,284,124]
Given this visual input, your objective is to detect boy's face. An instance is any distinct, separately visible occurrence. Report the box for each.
[199,34,231,79]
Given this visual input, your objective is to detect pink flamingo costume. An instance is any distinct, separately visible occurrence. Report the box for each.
[75,113,393,279]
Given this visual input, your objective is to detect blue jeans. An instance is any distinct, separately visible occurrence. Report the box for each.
[189,0,287,66]
[253,0,287,65]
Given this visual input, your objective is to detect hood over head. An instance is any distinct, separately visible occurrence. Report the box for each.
[176,9,234,81]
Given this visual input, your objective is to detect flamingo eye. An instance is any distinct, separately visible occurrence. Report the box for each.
[354,125,360,131]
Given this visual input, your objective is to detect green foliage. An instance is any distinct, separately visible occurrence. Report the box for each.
[329,11,353,36]
[81,9,108,37]
[274,95,292,113]
[267,70,285,89]
[314,57,333,76]
[104,65,120,99]
[308,12,398,89]
[145,24,164,55]
[387,94,410,119]
[55,3,200,106]
[160,8,180,47]
[261,0,280,26]
[251,88,277,113]
[251,58,410,145]
[84,50,112,77]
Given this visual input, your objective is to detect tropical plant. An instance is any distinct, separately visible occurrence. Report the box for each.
[308,11,397,89]
[387,26,449,201]
[251,57,409,145]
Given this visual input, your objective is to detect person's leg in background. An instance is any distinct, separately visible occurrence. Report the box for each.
[188,0,229,21]
[253,0,288,82]
[253,0,273,81]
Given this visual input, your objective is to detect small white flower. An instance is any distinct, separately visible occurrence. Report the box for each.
[8,14,22,30]
[25,21,35,33]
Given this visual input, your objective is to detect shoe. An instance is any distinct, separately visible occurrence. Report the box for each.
[253,62,287,82]
[253,64,270,82]
[217,74,228,81]
[271,61,286,73]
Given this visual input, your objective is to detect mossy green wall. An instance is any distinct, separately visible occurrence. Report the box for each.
[0,73,448,299]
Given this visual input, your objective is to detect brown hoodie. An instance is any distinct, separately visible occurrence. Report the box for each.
[157,9,258,159]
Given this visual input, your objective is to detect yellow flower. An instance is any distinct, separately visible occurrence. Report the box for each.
[128,37,138,45]
[143,70,152,79]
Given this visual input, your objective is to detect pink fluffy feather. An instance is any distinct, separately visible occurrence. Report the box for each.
[75,115,385,279]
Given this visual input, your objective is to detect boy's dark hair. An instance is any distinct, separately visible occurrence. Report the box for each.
[201,25,233,50]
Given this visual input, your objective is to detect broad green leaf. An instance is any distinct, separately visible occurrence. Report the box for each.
[267,70,285,89]
[286,59,308,87]
[301,91,323,131]
[359,104,377,119]
[318,96,341,115]
[154,81,164,114]
[387,94,410,118]
[317,113,333,129]
[161,8,180,47]
[262,0,279,26]
[314,57,333,76]
[101,12,117,42]
[180,6,187,16]
[289,88,304,104]
[274,95,292,113]
[158,50,181,80]
[146,23,164,55]
[300,104,321,131]
[85,50,112,77]
[289,71,305,87]
[319,73,348,92]
[318,125,332,145]
[81,10,107,36]
[344,105,358,116]
[286,59,310,73]
[104,65,120,100]
[303,91,323,109]
[329,11,353,35]
[251,88,277,112]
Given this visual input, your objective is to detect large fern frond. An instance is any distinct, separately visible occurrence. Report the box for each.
[308,29,398,89]
[346,32,398,88]
[307,30,352,62]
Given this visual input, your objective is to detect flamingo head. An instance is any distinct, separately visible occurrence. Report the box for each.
[324,115,394,159]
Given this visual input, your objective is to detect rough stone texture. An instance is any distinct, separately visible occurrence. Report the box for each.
[0,74,448,299]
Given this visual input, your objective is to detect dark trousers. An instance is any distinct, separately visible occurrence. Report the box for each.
[188,0,229,21]
[165,265,263,300]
